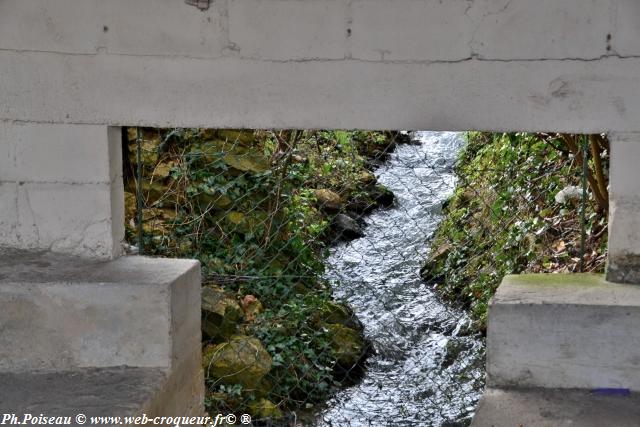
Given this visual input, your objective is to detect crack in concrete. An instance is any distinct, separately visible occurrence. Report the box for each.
[0,46,638,65]
[467,0,515,57]
[0,179,113,186]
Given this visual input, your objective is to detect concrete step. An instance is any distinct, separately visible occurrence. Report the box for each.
[0,249,205,416]
[0,367,166,417]
[471,387,640,427]
[487,273,640,391]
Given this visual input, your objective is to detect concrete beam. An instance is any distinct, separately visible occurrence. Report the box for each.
[0,0,637,132]
[607,133,640,283]
[0,123,124,259]
[487,274,640,391]
[1,53,640,132]
[228,0,347,60]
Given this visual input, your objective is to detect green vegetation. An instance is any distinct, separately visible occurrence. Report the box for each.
[421,132,609,331]
[123,128,407,420]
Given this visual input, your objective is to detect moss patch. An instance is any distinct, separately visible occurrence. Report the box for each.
[421,132,609,331]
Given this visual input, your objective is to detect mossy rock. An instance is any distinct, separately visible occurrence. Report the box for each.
[141,181,167,205]
[128,139,160,167]
[357,171,377,186]
[124,192,136,220]
[346,185,394,214]
[217,130,256,146]
[371,184,394,207]
[202,335,272,390]
[326,323,367,370]
[193,140,226,163]
[315,301,362,331]
[158,207,178,221]
[241,295,263,322]
[151,161,174,180]
[142,219,168,236]
[420,242,452,283]
[248,398,283,420]
[291,282,314,295]
[223,153,270,173]
[314,189,343,212]
[201,286,243,342]
[196,190,233,210]
[191,139,253,164]
[223,210,269,234]
[141,208,169,236]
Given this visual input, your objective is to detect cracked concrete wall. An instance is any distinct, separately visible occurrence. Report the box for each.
[0,123,124,259]
[1,0,640,262]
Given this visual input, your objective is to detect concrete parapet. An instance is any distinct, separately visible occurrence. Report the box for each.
[487,274,640,391]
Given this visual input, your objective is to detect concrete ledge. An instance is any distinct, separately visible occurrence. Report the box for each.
[0,250,204,416]
[0,366,204,419]
[471,387,640,427]
[0,367,167,417]
[0,250,201,372]
[487,274,640,391]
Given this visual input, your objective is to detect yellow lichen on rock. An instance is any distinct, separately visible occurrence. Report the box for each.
[202,335,272,390]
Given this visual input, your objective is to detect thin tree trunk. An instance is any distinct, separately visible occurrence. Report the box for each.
[589,135,609,211]
[560,134,608,212]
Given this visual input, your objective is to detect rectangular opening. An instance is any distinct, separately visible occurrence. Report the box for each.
[122,128,609,425]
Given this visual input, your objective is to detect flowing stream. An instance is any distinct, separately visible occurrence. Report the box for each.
[316,132,485,426]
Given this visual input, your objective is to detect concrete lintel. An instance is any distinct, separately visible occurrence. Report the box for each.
[487,274,640,391]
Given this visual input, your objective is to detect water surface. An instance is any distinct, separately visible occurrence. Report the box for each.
[317,131,485,426]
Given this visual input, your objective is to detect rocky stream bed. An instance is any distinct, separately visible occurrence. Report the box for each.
[314,132,485,426]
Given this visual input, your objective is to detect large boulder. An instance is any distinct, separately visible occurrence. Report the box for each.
[202,335,272,390]
[201,286,243,342]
